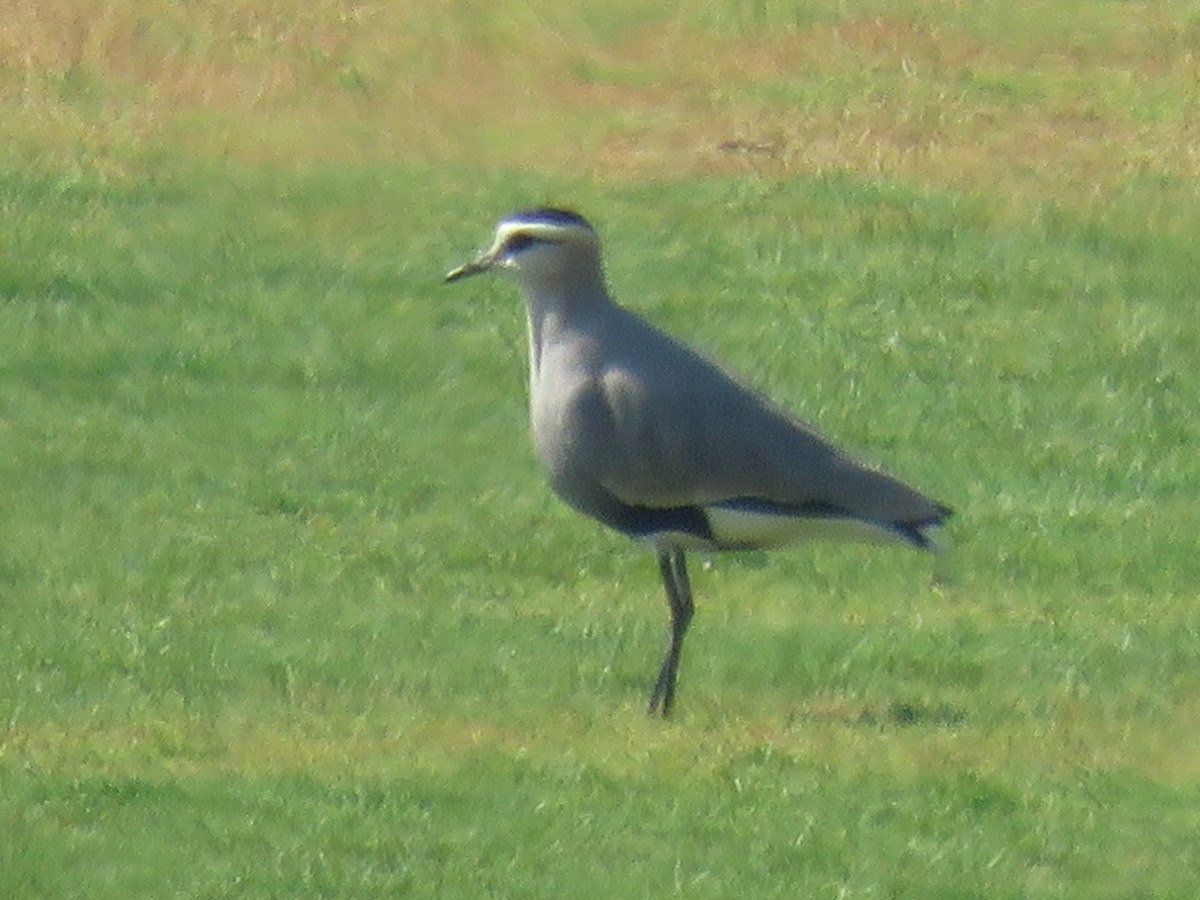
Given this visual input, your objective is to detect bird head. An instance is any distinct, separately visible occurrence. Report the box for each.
[445,208,604,295]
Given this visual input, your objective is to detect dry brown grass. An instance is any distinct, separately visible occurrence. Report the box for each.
[1,1,1196,198]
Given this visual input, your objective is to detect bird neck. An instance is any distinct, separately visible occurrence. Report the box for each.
[519,268,610,382]
[518,258,609,327]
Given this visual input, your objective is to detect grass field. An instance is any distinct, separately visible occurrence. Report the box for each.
[3,1,1199,896]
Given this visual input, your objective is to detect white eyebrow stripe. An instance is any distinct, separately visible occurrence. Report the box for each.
[491,220,592,250]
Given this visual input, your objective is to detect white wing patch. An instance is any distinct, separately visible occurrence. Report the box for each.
[703,504,914,549]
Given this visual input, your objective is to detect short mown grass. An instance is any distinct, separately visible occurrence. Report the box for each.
[2,2,1199,896]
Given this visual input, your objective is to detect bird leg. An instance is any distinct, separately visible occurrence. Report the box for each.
[647,548,694,717]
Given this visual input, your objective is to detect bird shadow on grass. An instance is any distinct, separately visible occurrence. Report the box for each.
[789,698,969,729]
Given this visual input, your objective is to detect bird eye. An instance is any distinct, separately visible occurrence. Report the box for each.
[505,234,537,254]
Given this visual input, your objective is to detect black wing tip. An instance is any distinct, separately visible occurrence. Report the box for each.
[896,502,953,551]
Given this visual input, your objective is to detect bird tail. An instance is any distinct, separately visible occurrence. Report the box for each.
[889,503,954,551]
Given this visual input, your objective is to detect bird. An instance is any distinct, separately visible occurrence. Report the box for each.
[445,208,952,717]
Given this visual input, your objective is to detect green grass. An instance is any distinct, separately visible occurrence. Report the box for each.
[3,2,1200,896]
